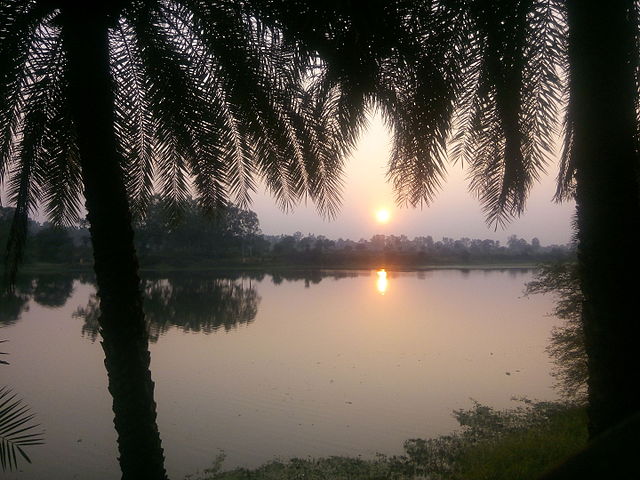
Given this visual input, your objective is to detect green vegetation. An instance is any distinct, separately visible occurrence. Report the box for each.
[455,406,586,480]
[186,401,587,480]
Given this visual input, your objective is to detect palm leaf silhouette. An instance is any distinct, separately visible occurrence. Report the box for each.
[0,386,45,472]
[0,340,8,365]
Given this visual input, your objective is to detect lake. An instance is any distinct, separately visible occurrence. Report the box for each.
[1,268,559,479]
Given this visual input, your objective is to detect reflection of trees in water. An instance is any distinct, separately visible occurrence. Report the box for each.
[1,279,47,470]
[145,278,260,339]
[0,292,29,327]
[507,268,533,278]
[270,269,360,287]
[77,276,261,343]
[2,270,360,331]
[8,270,360,336]
[0,274,75,326]
[32,275,74,307]
[525,263,587,401]
[76,296,101,342]
[77,270,361,342]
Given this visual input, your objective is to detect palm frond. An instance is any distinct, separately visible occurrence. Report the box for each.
[3,15,72,288]
[110,18,157,219]
[4,94,50,288]
[37,22,83,227]
[385,1,468,208]
[555,78,576,202]
[192,1,307,210]
[0,386,45,472]
[450,0,565,228]
[0,1,51,192]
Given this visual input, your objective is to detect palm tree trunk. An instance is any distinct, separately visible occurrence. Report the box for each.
[59,7,168,480]
[566,0,640,437]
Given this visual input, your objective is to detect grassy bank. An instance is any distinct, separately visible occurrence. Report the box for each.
[454,406,586,480]
[185,401,587,480]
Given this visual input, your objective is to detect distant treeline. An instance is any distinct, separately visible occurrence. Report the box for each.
[0,200,574,269]
[265,232,573,267]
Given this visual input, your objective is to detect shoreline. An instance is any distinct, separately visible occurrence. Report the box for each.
[3,261,542,276]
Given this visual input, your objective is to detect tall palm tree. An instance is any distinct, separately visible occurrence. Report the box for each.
[1,1,357,478]
[255,0,640,439]
[562,0,640,438]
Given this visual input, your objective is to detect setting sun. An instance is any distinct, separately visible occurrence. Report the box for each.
[375,208,391,223]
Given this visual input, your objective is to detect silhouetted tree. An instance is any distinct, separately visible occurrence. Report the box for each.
[1,2,356,478]
[135,198,264,263]
[31,225,74,264]
[561,0,640,438]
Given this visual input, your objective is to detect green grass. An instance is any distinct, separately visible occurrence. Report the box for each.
[185,402,588,480]
[455,406,587,480]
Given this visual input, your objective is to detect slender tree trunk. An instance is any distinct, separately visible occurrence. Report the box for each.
[566,0,640,437]
[59,7,168,479]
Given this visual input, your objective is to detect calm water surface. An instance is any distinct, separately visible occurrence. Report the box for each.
[1,269,558,479]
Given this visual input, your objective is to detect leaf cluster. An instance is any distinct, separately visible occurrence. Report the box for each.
[1,0,359,285]
[0,386,45,472]
[253,0,568,226]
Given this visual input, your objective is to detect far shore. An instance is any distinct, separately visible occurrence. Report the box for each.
[3,260,542,277]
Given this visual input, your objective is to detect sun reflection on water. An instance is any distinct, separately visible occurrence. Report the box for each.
[376,269,388,295]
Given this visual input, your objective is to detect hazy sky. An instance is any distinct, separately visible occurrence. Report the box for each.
[251,113,575,245]
[5,113,574,246]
